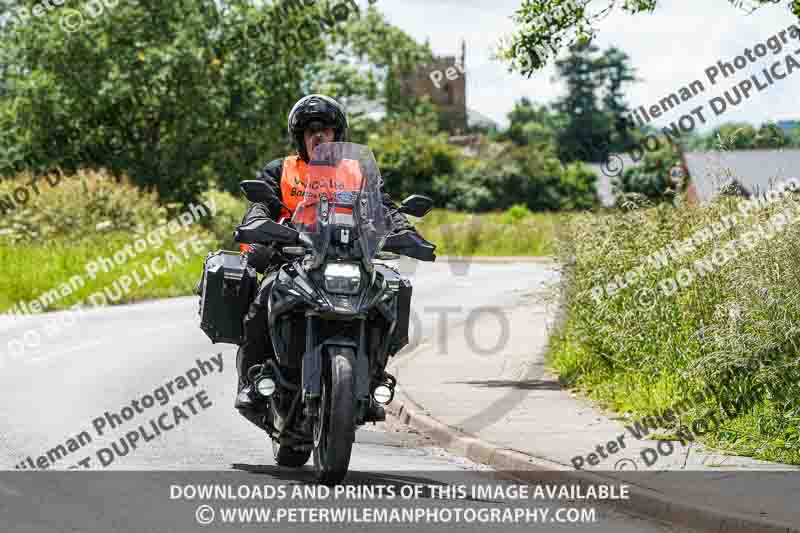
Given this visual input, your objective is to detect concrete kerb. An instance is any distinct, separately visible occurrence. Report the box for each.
[386,387,798,533]
[385,314,798,533]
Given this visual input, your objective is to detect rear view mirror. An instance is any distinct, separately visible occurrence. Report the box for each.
[398,195,434,218]
[234,217,299,244]
[240,180,277,204]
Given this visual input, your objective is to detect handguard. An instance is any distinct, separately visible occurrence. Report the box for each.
[383,230,437,262]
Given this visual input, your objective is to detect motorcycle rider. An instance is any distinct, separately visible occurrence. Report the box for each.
[234,94,428,423]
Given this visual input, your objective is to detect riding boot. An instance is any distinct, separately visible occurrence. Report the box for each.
[235,343,262,411]
[235,273,277,413]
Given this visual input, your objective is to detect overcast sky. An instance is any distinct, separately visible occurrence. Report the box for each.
[377,0,799,131]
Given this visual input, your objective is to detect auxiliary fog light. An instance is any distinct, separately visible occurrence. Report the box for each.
[373,385,393,405]
[256,377,276,397]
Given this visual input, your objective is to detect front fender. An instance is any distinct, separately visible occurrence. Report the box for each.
[302,337,358,400]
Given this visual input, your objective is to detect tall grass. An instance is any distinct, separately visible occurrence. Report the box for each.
[0,169,558,316]
[551,190,800,463]
[415,206,560,256]
[0,232,209,313]
[0,170,216,312]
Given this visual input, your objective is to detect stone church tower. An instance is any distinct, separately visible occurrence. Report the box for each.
[400,40,467,133]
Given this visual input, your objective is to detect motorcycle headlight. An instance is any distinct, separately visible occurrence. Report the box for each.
[324,263,362,295]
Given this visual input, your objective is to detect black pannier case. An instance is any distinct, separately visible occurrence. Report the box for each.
[199,251,257,344]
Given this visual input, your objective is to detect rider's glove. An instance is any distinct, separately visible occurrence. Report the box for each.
[244,242,276,274]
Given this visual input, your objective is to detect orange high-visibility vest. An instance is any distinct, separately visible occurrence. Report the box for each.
[279,155,363,221]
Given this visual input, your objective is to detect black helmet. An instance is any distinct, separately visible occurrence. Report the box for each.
[287,94,348,161]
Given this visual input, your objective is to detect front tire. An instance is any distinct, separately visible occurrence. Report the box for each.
[313,348,356,485]
[272,440,312,467]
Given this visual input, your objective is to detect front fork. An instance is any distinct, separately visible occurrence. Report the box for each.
[301,313,371,429]
[303,313,320,422]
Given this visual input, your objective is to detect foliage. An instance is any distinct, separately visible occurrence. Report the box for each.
[367,102,460,202]
[502,203,534,224]
[0,168,166,244]
[551,190,800,464]
[685,122,800,151]
[324,7,434,115]
[0,1,431,205]
[0,229,210,313]
[440,143,597,212]
[500,97,560,147]
[559,161,600,210]
[612,138,681,202]
[0,0,325,204]
[200,188,247,249]
[599,46,638,153]
[499,0,796,76]
[414,208,560,257]
[552,43,637,163]
[553,43,612,163]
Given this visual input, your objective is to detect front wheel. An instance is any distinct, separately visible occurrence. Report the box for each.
[272,440,312,467]
[313,348,356,485]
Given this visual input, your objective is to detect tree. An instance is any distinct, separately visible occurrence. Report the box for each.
[0,0,330,203]
[754,123,791,149]
[553,42,612,163]
[690,122,797,150]
[789,126,800,147]
[612,137,681,202]
[0,1,431,203]
[442,142,597,212]
[502,97,560,147]
[323,7,433,117]
[367,100,459,203]
[498,0,798,77]
[599,46,637,154]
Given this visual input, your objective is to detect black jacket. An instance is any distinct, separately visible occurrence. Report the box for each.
[241,158,420,273]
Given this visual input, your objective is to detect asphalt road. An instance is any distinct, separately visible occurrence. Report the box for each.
[0,261,693,532]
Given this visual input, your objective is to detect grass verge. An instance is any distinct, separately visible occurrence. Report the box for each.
[550,190,800,464]
[415,206,560,257]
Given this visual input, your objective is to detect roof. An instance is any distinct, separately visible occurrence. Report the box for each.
[683,149,800,203]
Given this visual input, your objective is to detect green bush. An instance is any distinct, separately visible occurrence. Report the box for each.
[0,169,166,244]
[612,138,681,202]
[502,204,533,224]
[559,162,599,210]
[368,113,460,203]
[0,169,221,312]
[201,188,248,249]
[441,143,597,212]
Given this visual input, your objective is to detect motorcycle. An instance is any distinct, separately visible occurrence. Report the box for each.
[232,142,436,485]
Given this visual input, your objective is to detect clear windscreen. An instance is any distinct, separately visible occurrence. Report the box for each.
[291,142,390,268]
